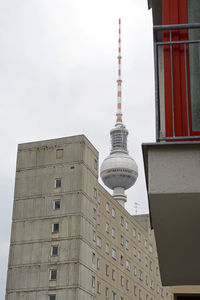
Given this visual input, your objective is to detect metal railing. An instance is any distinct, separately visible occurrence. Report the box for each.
[153,23,200,142]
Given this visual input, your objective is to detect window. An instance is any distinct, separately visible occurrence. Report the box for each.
[105,287,109,298]
[150,280,154,289]
[97,281,101,294]
[97,194,101,204]
[92,252,95,264]
[150,261,153,271]
[125,221,129,230]
[55,178,61,188]
[97,258,100,269]
[112,269,115,280]
[126,260,130,271]
[146,275,149,286]
[93,231,96,241]
[145,257,148,267]
[106,202,110,212]
[133,247,137,256]
[120,255,124,266]
[134,266,137,276]
[50,269,57,280]
[92,276,95,288]
[112,227,115,238]
[161,289,164,297]
[139,270,143,281]
[105,243,109,254]
[112,208,115,218]
[94,159,98,170]
[53,200,60,210]
[138,232,141,242]
[126,279,129,290]
[157,285,160,294]
[106,264,109,276]
[156,266,159,276]
[120,235,124,245]
[120,216,124,225]
[93,188,97,199]
[49,296,56,300]
[145,239,148,248]
[149,244,153,253]
[125,240,129,250]
[97,215,100,225]
[138,250,142,261]
[120,275,124,287]
[106,223,109,233]
[139,289,142,300]
[166,293,169,300]
[146,295,149,300]
[51,246,58,256]
[112,248,116,259]
[97,236,101,247]
[93,208,97,219]
[52,223,59,233]
[134,286,137,296]
[112,291,116,300]
[121,297,124,300]
[133,228,136,237]
[56,149,63,159]
[148,227,151,235]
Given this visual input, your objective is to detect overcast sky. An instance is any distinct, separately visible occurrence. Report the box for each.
[0,0,155,297]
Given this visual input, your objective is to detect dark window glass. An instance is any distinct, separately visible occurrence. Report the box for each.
[50,270,57,280]
[52,223,59,233]
[51,246,58,256]
[55,179,61,188]
[54,200,60,210]
[49,296,56,300]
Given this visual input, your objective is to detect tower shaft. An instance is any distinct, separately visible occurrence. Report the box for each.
[117,18,122,124]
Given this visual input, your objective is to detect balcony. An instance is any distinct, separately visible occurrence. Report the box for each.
[143,23,200,286]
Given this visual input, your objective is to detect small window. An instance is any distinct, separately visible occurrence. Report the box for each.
[125,221,129,230]
[55,178,61,188]
[53,200,60,210]
[97,281,101,294]
[50,269,57,280]
[56,149,63,159]
[139,289,142,300]
[133,228,136,237]
[112,269,115,280]
[148,227,152,235]
[112,248,116,259]
[134,266,137,276]
[93,188,97,199]
[97,194,101,204]
[139,270,143,281]
[94,159,98,170]
[93,208,97,219]
[52,223,59,233]
[106,202,110,212]
[51,245,58,256]
[138,232,141,242]
[106,264,109,276]
[93,231,96,241]
[145,239,148,248]
[106,223,109,233]
[92,276,95,288]
[120,216,124,226]
[146,295,149,300]
[145,257,148,267]
[133,247,137,256]
[105,243,109,254]
[125,240,129,250]
[120,255,124,266]
[157,285,160,294]
[112,208,115,218]
[126,259,130,271]
[92,252,96,264]
[138,251,142,261]
[111,227,115,238]
[120,275,124,287]
[150,260,153,271]
[149,244,153,253]
[134,286,137,296]
[97,236,101,247]
[105,287,109,298]
[112,291,116,300]
[120,235,124,245]
[49,295,56,300]
[146,275,149,286]
[97,258,100,269]
[150,280,154,289]
[126,279,129,291]
[156,266,159,276]
[97,215,100,225]
[161,289,164,297]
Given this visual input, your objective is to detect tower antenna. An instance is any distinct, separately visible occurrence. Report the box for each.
[116,18,122,124]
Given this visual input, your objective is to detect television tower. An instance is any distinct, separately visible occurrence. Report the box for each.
[100,19,138,207]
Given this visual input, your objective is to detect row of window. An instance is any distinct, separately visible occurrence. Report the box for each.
[92,279,171,300]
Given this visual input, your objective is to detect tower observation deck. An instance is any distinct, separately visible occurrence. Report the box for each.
[100,19,138,207]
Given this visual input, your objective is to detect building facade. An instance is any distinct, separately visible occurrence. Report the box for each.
[6,135,172,300]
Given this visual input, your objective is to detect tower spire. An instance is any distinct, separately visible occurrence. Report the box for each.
[116,18,122,124]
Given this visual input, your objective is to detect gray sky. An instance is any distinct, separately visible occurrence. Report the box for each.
[0,0,154,297]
